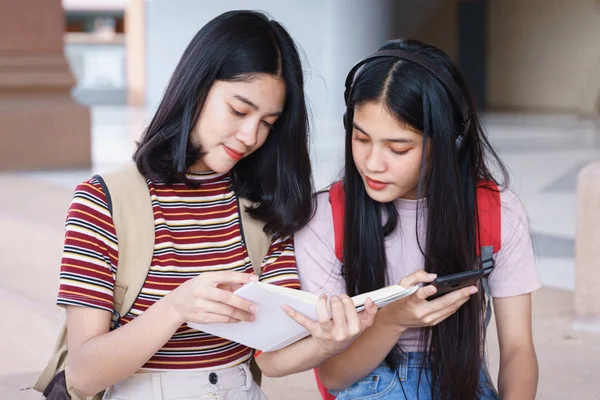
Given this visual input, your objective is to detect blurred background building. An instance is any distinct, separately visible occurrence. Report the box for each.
[1,1,599,399]
[64,0,126,105]
[60,0,600,113]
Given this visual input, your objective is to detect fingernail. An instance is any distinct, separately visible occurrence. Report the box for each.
[249,315,256,322]
[428,286,437,295]
[249,275,259,282]
[249,305,258,313]
[469,287,478,295]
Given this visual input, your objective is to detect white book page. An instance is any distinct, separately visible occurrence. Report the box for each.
[186,282,317,351]
[186,282,418,351]
[352,285,418,311]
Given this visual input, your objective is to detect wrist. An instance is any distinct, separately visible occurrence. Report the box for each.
[375,310,407,338]
[310,336,340,361]
[158,291,186,327]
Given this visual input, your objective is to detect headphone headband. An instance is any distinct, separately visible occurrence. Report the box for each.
[344,49,470,131]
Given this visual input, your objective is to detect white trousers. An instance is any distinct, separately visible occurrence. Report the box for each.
[102,362,266,400]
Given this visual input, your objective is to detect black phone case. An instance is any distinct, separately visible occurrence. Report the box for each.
[426,269,484,300]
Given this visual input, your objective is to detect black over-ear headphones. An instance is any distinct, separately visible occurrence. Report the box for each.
[343,49,471,143]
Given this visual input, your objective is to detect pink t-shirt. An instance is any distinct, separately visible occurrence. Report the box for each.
[294,188,541,351]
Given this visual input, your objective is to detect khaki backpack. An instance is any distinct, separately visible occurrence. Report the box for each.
[33,162,270,399]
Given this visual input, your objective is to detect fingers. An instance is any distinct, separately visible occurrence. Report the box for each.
[330,296,346,324]
[399,270,437,288]
[424,295,472,326]
[316,294,332,327]
[340,295,361,333]
[283,305,318,332]
[419,286,477,325]
[217,282,246,293]
[358,297,377,329]
[191,312,243,324]
[415,285,437,301]
[203,271,258,286]
[427,286,477,309]
[191,299,255,322]
[204,286,257,316]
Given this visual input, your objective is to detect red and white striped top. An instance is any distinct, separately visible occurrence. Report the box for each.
[57,170,300,370]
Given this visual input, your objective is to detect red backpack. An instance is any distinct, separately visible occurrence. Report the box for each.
[313,180,501,400]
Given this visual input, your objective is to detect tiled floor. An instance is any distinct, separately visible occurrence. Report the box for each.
[1,106,599,399]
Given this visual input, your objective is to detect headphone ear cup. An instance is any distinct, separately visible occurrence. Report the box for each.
[343,111,347,130]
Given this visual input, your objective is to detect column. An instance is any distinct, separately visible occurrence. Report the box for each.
[0,0,91,170]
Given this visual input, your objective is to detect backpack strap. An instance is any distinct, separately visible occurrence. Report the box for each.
[238,197,271,276]
[329,181,345,263]
[475,180,502,329]
[475,180,502,272]
[330,180,502,268]
[93,161,155,326]
[236,197,270,387]
[98,165,268,386]
[33,161,155,400]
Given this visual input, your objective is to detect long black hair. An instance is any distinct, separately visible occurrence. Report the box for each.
[134,10,313,239]
[342,39,508,400]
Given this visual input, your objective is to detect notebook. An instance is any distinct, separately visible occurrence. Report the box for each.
[186,282,418,352]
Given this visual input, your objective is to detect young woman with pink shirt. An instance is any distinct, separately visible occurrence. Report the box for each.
[294,39,541,399]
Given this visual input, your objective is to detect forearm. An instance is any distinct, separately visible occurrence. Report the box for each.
[498,348,538,400]
[68,297,183,395]
[318,316,405,391]
[256,336,333,378]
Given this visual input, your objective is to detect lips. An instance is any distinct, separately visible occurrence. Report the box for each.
[365,177,388,191]
[223,145,245,161]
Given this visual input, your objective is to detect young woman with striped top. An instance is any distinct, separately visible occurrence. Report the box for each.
[58,10,377,400]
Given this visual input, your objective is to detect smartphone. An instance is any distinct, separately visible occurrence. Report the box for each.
[426,269,484,301]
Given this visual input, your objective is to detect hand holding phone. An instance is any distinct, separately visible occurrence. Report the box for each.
[378,270,478,331]
[426,269,484,301]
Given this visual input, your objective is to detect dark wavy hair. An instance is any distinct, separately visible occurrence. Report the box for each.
[342,39,508,400]
[133,10,313,239]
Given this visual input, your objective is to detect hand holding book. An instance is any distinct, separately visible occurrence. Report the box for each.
[281,294,378,357]
[187,282,418,352]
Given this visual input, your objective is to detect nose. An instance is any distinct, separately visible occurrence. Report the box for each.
[236,119,260,148]
[364,146,386,173]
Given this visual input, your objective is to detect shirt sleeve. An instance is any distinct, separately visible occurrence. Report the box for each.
[258,234,301,290]
[56,178,118,312]
[294,193,346,297]
[487,189,542,298]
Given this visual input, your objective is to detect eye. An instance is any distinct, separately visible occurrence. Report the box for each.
[229,106,246,117]
[353,134,370,143]
[389,147,410,155]
[262,120,275,130]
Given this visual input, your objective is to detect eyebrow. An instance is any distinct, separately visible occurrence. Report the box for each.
[233,95,282,117]
[352,122,414,143]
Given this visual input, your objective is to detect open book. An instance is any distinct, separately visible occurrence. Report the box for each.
[186,282,418,352]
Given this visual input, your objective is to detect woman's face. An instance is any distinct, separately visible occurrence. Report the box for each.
[190,73,286,173]
[351,101,425,203]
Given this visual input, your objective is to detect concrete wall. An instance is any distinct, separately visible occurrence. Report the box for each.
[487,0,600,114]
[144,0,397,118]
[413,0,459,62]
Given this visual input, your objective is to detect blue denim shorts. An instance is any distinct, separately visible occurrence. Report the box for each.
[333,352,499,400]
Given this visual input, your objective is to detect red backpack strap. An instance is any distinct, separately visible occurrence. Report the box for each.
[475,180,502,271]
[329,181,345,263]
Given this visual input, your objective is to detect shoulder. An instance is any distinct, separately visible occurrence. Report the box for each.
[295,191,335,245]
[69,177,111,215]
[498,187,530,237]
